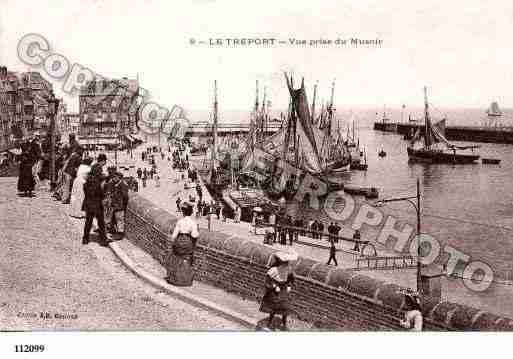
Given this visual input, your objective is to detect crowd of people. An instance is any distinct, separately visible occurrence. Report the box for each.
[13,132,132,247]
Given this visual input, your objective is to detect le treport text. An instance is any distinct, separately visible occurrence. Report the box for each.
[206,38,383,46]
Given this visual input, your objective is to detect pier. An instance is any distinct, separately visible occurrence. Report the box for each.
[374,121,513,144]
[185,122,281,137]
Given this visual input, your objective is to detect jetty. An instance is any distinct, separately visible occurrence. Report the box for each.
[374,121,513,144]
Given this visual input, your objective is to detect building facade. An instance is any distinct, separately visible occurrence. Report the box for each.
[0,66,55,151]
[63,113,81,134]
[78,78,139,149]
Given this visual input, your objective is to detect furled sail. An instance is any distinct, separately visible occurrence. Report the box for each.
[285,75,324,174]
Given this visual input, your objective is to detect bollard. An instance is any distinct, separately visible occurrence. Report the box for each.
[419,267,444,301]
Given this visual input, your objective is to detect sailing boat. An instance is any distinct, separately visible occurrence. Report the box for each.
[317,80,351,173]
[202,80,234,192]
[407,87,480,164]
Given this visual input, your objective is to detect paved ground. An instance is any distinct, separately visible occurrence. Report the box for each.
[0,177,244,330]
[116,239,316,330]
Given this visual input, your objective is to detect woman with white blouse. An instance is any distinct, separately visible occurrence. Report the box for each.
[166,202,199,286]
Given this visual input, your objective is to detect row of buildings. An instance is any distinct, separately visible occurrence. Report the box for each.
[0,65,141,152]
[75,77,141,150]
[0,66,66,152]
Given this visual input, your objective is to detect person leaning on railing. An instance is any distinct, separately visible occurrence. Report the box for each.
[399,289,423,331]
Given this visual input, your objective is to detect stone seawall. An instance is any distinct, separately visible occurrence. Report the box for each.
[125,192,513,330]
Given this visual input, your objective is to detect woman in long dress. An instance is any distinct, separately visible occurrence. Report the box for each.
[259,251,297,330]
[69,157,93,218]
[166,202,199,286]
[17,142,36,197]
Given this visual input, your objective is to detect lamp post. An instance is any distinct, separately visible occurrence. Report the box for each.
[376,178,422,293]
[48,96,59,191]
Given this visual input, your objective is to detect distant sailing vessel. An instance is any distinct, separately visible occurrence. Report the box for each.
[407,87,480,164]
[486,101,502,117]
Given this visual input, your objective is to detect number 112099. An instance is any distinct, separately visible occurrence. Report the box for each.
[14,344,45,353]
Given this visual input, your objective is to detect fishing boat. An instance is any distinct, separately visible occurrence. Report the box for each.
[407,87,480,164]
[482,158,501,165]
[344,184,379,199]
[315,80,351,173]
[239,75,350,201]
[350,148,368,170]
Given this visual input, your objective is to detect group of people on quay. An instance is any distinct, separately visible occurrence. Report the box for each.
[13,132,131,247]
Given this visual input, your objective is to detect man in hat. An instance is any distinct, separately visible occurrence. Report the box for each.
[91,153,108,178]
[327,238,338,266]
[62,146,84,203]
[268,211,277,243]
[176,197,182,213]
[353,229,361,252]
[109,172,129,236]
[286,215,294,245]
[82,164,109,247]
[68,133,81,154]
[317,221,325,241]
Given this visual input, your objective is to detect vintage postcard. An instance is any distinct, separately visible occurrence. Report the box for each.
[1,0,512,356]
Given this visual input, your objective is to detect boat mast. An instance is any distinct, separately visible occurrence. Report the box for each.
[311,81,318,125]
[282,76,293,162]
[329,79,335,138]
[262,86,267,143]
[423,86,432,149]
[212,80,218,169]
[352,115,355,144]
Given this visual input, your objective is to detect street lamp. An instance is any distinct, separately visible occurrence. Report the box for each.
[376,178,422,293]
[47,96,60,191]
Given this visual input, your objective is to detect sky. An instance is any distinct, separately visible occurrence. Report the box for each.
[1,0,513,114]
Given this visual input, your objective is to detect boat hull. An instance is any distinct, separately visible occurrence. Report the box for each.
[407,147,479,164]
[344,185,379,199]
[325,159,351,173]
[482,158,501,164]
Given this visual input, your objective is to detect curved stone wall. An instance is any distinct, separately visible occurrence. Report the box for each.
[125,192,513,330]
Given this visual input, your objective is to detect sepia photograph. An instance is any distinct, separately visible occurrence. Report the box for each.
[1,0,513,357]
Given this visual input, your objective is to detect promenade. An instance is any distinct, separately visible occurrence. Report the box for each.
[0,177,245,330]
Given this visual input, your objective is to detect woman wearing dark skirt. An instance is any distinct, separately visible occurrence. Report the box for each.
[260,251,298,330]
[17,143,36,197]
[166,202,199,287]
